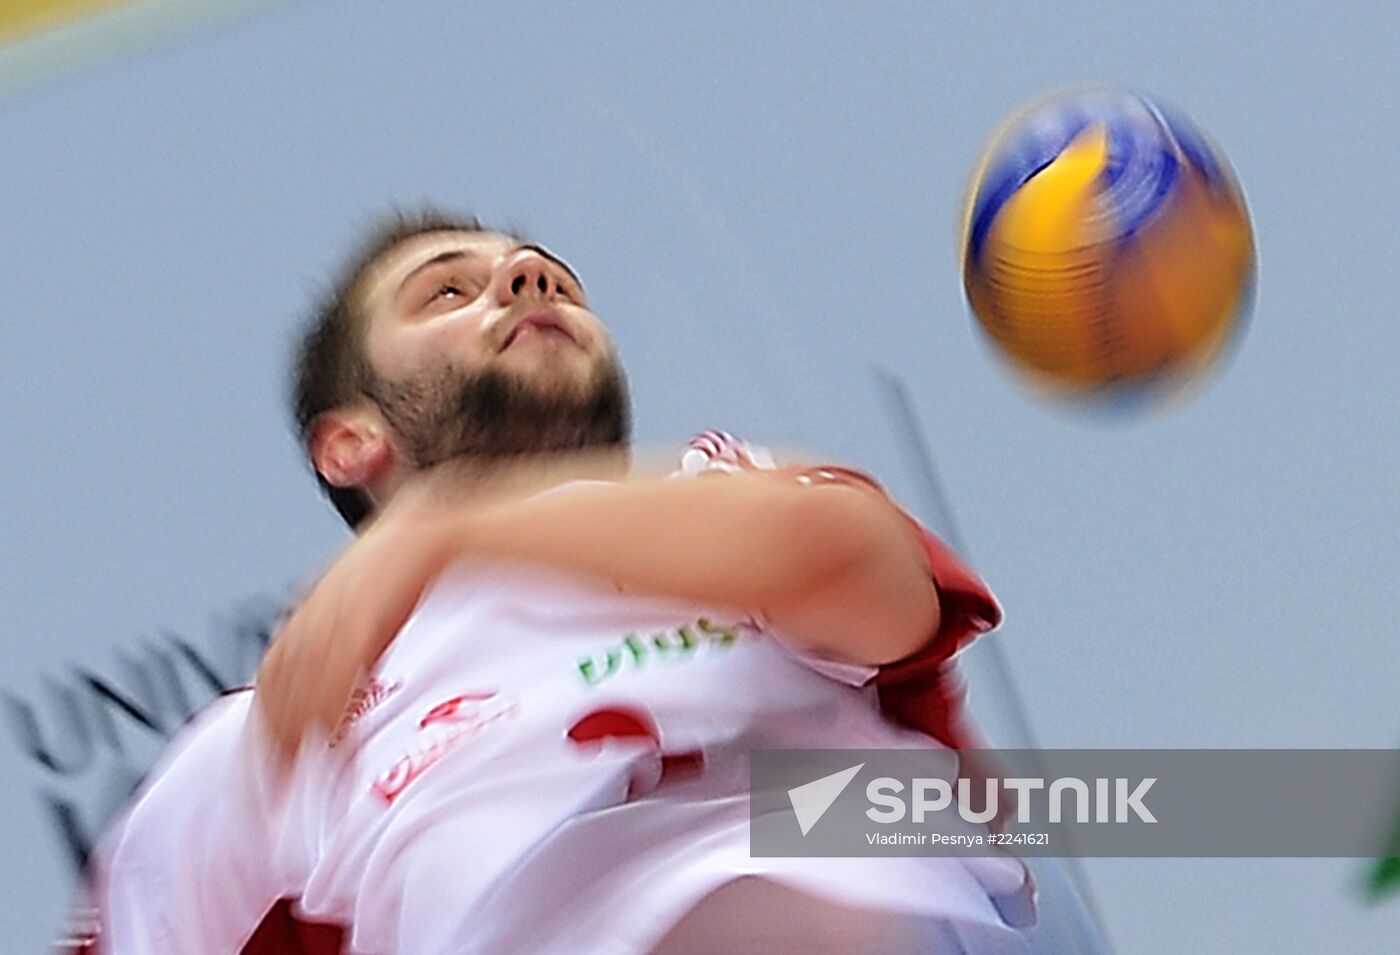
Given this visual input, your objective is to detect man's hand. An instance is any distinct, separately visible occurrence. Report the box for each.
[256,509,451,758]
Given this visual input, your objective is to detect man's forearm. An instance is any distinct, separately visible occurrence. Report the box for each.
[434,476,853,608]
[418,473,938,663]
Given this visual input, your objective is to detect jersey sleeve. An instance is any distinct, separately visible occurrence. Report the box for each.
[759,462,1004,749]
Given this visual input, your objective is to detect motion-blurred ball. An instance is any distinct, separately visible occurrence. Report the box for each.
[960,88,1255,404]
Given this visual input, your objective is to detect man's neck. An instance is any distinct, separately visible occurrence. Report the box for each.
[385,447,633,516]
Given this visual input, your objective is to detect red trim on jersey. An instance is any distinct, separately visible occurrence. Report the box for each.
[241,899,346,955]
[875,522,1001,753]
[59,892,349,955]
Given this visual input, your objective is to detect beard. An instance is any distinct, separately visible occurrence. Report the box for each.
[362,355,631,470]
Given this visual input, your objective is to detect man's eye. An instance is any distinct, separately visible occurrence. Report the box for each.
[433,283,464,300]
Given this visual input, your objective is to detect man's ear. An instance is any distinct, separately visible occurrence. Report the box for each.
[309,410,393,490]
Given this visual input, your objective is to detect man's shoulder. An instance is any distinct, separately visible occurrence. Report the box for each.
[136,690,256,791]
[95,690,259,871]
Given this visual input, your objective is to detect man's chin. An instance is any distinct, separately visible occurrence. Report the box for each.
[497,354,604,400]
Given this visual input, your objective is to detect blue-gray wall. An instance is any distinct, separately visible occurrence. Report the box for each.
[3,2,1398,951]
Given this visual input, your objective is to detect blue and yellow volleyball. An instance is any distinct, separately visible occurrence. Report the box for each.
[960,88,1255,404]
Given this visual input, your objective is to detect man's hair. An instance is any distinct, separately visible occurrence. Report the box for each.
[291,209,505,529]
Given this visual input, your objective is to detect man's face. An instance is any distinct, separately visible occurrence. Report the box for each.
[354,230,628,470]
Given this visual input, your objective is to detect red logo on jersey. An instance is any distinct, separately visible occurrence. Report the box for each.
[419,690,498,729]
[566,705,705,800]
[329,677,402,747]
[374,690,519,804]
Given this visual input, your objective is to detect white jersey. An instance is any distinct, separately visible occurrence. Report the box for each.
[92,435,1033,954]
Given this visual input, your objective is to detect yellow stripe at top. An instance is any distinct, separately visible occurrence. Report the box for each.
[0,0,139,46]
[993,123,1110,253]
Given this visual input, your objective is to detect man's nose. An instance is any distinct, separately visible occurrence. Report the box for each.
[495,249,558,307]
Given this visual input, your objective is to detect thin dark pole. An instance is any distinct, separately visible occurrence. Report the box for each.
[872,368,1042,750]
[872,367,1111,944]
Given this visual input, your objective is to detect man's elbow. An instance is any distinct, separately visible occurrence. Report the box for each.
[854,575,941,665]
[784,485,941,665]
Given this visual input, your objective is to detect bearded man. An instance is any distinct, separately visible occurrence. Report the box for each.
[89,212,1033,954]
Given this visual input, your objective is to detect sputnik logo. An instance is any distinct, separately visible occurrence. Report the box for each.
[788,763,864,836]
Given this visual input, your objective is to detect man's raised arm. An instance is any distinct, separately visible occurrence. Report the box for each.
[256,466,940,755]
